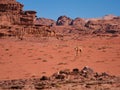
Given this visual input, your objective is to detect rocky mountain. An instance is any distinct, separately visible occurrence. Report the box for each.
[54,15,120,35]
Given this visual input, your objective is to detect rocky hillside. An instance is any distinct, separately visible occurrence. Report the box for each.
[0,0,119,38]
[35,15,120,35]
[85,16,120,34]
[57,15,120,35]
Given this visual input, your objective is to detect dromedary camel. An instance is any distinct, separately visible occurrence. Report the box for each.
[74,46,82,56]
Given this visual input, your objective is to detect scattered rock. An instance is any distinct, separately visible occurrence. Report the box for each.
[72,68,79,73]
[0,67,119,90]
[40,76,49,80]
[80,66,94,78]
[55,74,65,80]
[59,69,70,75]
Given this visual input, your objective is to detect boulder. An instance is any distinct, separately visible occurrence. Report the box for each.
[80,66,94,78]
[40,76,49,80]
[72,68,79,73]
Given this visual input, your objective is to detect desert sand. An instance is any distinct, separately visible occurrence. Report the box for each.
[0,35,120,80]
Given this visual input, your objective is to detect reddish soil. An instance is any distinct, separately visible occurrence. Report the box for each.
[0,35,120,80]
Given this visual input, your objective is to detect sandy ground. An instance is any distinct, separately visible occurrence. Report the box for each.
[0,35,120,80]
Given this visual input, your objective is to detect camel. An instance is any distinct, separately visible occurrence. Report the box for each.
[74,46,82,56]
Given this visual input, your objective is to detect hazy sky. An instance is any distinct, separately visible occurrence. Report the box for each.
[17,0,120,20]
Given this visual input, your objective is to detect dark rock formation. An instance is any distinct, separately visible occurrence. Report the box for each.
[40,76,49,80]
[72,68,79,73]
[56,16,73,26]
[80,66,94,78]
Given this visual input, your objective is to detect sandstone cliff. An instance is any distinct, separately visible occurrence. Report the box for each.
[0,0,36,26]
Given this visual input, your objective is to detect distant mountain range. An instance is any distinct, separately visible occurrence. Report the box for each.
[35,14,120,35]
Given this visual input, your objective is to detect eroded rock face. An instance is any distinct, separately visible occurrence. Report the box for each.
[71,17,88,32]
[55,14,120,35]
[56,16,73,26]
[72,17,86,26]
[35,18,56,26]
[0,0,36,26]
[0,0,58,39]
[85,17,120,34]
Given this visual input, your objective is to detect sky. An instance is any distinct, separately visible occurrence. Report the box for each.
[17,0,120,20]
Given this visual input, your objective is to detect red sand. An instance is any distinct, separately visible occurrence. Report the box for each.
[0,36,120,80]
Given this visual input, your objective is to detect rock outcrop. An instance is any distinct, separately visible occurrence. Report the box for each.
[56,16,73,26]
[71,17,86,26]
[71,17,87,31]
[102,14,116,20]
[85,16,120,34]
[35,18,56,26]
[0,0,56,39]
[0,0,120,39]
[0,0,36,26]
